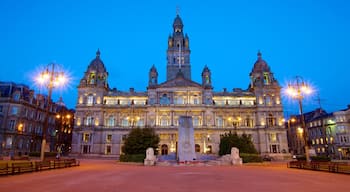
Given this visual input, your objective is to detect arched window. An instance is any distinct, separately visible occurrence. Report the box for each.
[86,116,94,126]
[160,94,170,105]
[161,144,168,155]
[121,118,129,127]
[107,116,115,127]
[160,116,168,126]
[87,95,94,106]
[193,116,200,127]
[216,117,223,127]
[193,95,199,105]
[266,114,275,127]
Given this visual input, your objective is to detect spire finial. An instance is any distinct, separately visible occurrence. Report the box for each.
[96,48,101,58]
[176,6,180,16]
[257,50,262,58]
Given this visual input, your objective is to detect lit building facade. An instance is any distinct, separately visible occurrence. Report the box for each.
[71,14,289,159]
[287,107,350,160]
[0,82,73,157]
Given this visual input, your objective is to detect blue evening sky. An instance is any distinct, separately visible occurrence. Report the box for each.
[1,0,349,115]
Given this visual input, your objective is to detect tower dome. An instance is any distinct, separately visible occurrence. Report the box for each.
[251,51,270,73]
[87,49,107,74]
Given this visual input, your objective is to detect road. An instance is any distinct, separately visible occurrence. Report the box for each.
[0,159,349,192]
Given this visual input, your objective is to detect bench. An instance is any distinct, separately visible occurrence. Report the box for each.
[11,162,34,174]
[0,163,8,175]
[64,159,80,167]
[35,160,52,171]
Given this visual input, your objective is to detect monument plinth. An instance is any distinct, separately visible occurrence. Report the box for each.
[177,116,196,162]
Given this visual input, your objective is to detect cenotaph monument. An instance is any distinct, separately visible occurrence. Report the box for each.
[177,116,196,162]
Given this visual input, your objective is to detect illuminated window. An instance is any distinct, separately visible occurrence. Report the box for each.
[5,137,12,148]
[107,116,115,127]
[8,120,16,130]
[216,117,223,127]
[11,106,18,115]
[193,116,200,127]
[87,95,94,106]
[121,118,129,127]
[263,72,270,85]
[160,117,168,126]
[136,119,144,127]
[269,133,278,142]
[265,96,271,106]
[86,116,93,126]
[89,73,95,84]
[83,133,90,142]
[106,134,112,143]
[245,117,253,127]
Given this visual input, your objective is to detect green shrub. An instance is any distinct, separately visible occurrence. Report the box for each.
[219,132,258,156]
[119,154,145,162]
[122,127,160,155]
[240,153,263,163]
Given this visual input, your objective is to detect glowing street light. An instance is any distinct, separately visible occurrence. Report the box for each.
[35,63,68,161]
[285,76,313,162]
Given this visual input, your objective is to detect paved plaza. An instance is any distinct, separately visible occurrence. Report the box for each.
[0,159,349,192]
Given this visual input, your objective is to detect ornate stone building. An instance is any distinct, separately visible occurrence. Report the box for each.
[71,14,289,159]
[0,82,74,157]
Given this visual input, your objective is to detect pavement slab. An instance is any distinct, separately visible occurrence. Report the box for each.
[0,159,349,192]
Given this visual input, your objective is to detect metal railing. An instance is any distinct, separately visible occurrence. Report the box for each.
[288,161,350,174]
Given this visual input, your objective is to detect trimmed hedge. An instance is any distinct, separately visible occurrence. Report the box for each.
[311,156,330,162]
[119,154,145,162]
[296,155,331,162]
[240,153,263,163]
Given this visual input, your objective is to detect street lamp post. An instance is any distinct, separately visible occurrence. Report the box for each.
[286,76,312,162]
[36,63,67,161]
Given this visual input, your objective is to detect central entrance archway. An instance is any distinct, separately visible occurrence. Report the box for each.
[161,144,168,155]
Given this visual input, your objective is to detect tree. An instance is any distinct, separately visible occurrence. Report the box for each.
[122,127,160,155]
[219,132,258,156]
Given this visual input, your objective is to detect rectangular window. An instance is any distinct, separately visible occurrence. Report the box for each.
[106,134,112,143]
[11,106,18,115]
[0,105,3,113]
[87,95,94,106]
[83,133,90,143]
[216,117,223,127]
[269,133,278,142]
[86,116,93,126]
[9,120,16,130]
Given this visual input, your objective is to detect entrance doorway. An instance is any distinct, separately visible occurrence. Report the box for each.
[195,144,200,153]
[161,144,168,155]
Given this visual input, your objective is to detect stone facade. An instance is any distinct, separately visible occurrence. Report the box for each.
[71,14,289,159]
[288,107,350,159]
[0,82,74,157]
